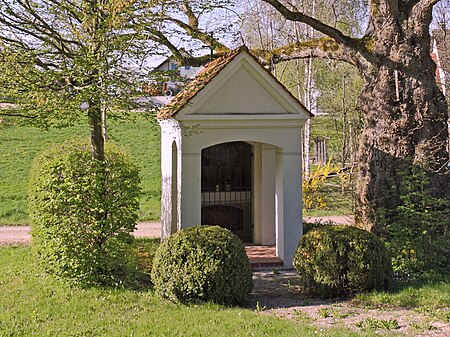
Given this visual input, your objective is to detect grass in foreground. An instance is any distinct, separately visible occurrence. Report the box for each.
[0,116,161,225]
[0,245,368,337]
[353,277,450,322]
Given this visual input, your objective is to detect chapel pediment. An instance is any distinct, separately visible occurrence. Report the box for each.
[157,46,311,121]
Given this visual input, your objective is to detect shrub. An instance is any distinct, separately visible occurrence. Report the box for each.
[294,225,392,297]
[29,138,141,286]
[376,165,450,278]
[151,225,253,306]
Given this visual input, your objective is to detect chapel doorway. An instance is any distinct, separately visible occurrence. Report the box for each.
[201,142,253,242]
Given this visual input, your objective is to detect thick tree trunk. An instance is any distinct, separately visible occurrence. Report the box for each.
[261,0,450,233]
[355,23,449,232]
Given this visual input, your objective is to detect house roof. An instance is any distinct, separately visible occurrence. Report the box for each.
[157,45,311,119]
[153,57,173,71]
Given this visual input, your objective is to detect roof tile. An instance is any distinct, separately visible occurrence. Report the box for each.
[157,47,243,119]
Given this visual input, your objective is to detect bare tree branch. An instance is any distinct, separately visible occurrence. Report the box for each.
[180,1,199,28]
[161,16,229,52]
[261,0,358,47]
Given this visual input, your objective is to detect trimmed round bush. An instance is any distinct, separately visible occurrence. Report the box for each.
[151,226,253,305]
[294,225,392,297]
[29,138,141,286]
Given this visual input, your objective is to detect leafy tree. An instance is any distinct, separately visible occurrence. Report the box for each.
[259,0,450,231]
[0,0,236,160]
[0,0,161,160]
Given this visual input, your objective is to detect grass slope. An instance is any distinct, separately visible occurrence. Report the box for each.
[0,246,365,337]
[0,116,161,225]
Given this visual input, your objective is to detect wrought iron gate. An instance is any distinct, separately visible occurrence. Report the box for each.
[201,142,252,242]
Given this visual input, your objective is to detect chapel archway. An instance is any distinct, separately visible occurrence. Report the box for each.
[201,141,252,242]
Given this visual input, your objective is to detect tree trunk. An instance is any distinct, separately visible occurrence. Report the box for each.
[355,27,449,232]
[88,105,105,161]
[303,58,313,178]
[261,0,450,232]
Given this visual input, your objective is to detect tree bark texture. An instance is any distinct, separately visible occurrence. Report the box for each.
[88,105,105,162]
[355,1,449,230]
[262,0,450,231]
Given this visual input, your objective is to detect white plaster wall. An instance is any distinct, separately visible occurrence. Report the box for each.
[159,119,182,239]
[177,53,310,119]
[280,151,303,267]
[195,67,289,114]
[252,143,262,244]
[261,144,276,245]
[180,124,303,154]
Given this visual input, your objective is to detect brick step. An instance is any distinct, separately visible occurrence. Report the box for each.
[249,257,283,270]
[245,245,283,270]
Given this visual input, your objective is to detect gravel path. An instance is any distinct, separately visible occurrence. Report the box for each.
[303,215,354,225]
[251,271,450,337]
[0,222,162,245]
[0,215,354,245]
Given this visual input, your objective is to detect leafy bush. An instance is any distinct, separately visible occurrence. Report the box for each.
[151,226,253,306]
[294,225,392,297]
[302,160,350,211]
[376,165,450,278]
[29,138,141,286]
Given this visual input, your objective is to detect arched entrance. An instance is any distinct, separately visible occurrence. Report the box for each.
[201,141,252,242]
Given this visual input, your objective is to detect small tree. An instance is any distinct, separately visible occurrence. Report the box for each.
[0,0,164,160]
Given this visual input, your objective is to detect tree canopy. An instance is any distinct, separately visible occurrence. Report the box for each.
[0,0,237,159]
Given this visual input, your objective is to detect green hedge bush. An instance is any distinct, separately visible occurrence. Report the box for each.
[151,226,253,306]
[29,138,141,286]
[294,225,392,297]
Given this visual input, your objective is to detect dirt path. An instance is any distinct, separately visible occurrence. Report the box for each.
[0,215,355,245]
[0,222,162,245]
[251,271,450,337]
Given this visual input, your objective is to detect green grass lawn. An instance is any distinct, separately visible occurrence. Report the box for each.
[0,245,368,337]
[0,116,161,224]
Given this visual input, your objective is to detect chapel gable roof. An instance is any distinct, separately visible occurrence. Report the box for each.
[157,45,310,119]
